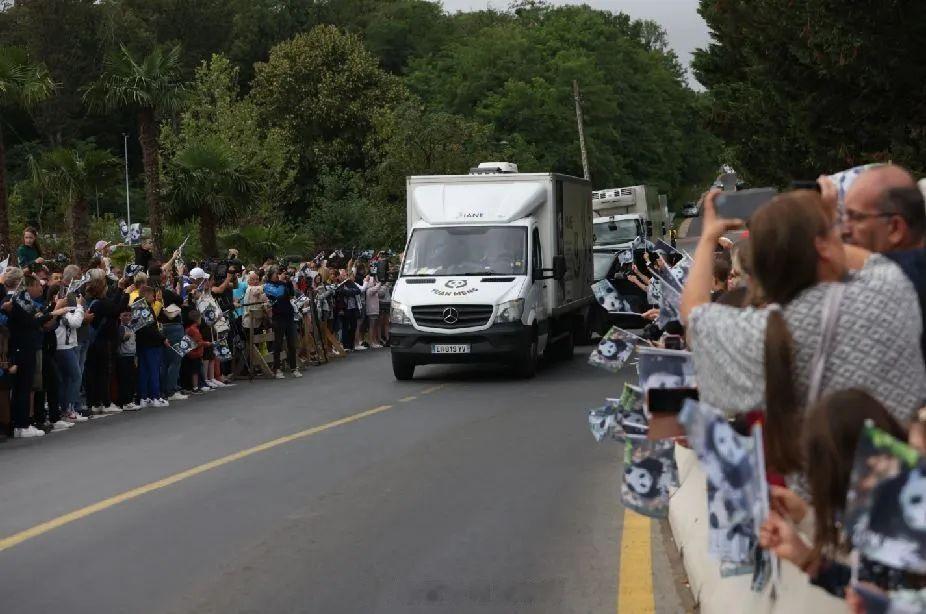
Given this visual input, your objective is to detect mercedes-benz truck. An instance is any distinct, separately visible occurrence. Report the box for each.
[389,162,593,380]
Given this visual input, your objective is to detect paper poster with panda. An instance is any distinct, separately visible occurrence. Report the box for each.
[171,334,198,357]
[591,279,638,315]
[124,264,145,279]
[637,347,696,398]
[621,437,677,518]
[647,276,662,305]
[679,399,764,573]
[845,426,926,574]
[588,326,648,372]
[655,280,682,329]
[214,337,233,362]
[128,298,154,332]
[617,384,649,440]
[119,219,143,245]
[669,258,692,286]
[588,401,619,442]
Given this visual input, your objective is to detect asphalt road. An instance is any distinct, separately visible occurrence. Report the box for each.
[0,348,691,614]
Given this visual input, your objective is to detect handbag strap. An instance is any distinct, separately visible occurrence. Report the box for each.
[807,283,845,405]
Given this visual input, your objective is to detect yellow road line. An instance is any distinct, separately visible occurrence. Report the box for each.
[617,509,655,613]
[419,385,444,395]
[0,404,394,554]
[399,396,418,402]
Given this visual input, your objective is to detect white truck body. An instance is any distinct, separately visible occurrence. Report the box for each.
[592,184,668,244]
[389,166,593,379]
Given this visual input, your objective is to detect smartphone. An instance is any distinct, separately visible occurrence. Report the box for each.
[646,387,700,415]
[790,180,822,192]
[714,188,778,221]
[663,334,683,350]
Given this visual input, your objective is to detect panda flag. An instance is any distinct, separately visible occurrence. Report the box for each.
[679,399,767,578]
[171,334,197,357]
[588,326,648,372]
[621,437,678,519]
[591,279,637,315]
[845,425,926,574]
[128,298,155,332]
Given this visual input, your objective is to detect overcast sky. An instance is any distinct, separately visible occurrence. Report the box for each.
[439,0,709,86]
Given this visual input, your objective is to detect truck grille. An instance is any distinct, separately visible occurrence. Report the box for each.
[411,304,494,329]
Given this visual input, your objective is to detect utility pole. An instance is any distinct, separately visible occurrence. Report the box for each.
[573,80,591,182]
[123,133,131,229]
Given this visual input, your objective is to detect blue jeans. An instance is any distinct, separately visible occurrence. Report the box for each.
[55,348,81,413]
[161,323,184,397]
[138,346,162,401]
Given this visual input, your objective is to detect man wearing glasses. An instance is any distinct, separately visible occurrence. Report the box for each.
[842,165,925,253]
[842,165,926,362]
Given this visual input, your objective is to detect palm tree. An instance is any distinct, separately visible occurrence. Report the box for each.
[84,44,186,256]
[42,143,119,266]
[165,137,255,258]
[0,46,54,255]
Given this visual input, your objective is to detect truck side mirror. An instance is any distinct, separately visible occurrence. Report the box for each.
[646,221,653,237]
[552,255,566,281]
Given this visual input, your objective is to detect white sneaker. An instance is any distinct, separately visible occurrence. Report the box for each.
[275,371,285,379]
[104,404,123,413]
[292,370,303,378]
[66,411,88,422]
[372,344,383,349]
[199,385,213,392]
[14,426,46,438]
[169,392,189,401]
[123,403,140,411]
[153,398,169,407]
[52,420,73,431]
[91,406,106,415]
[209,379,227,388]
[355,345,368,351]
[139,399,152,408]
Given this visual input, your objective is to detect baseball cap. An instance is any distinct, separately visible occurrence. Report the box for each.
[163,304,181,319]
[190,267,210,280]
[94,240,110,251]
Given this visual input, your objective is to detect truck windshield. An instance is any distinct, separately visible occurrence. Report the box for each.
[594,219,640,245]
[402,226,528,276]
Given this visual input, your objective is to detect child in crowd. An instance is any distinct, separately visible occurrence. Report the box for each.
[183,309,211,393]
[116,311,139,410]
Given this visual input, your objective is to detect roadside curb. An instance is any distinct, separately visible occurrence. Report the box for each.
[668,445,845,613]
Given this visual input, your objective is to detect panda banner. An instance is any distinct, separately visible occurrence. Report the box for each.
[588,326,648,372]
[171,334,198,357]
[618,384,649,440]
[118,219,142,245]
[845,425,926,574]
[215,337,233,362]
[621,437,678,519]
[128,299,154,333]
[679,399,765,577]
[591,279,639,315]
[647,276,662,305]
[587,401,619,442]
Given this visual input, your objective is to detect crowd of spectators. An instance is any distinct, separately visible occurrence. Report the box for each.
[0,237,396,441]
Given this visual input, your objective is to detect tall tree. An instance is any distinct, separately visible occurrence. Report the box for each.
[250,25,406,204]
[41,142,119,265]
[693,0,926,184]
[164,137,255,257]
[84,43,187,255]
[0,46,54,257]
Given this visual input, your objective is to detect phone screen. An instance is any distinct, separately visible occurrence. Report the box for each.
[647,387,700,415]
[714,188,778,221]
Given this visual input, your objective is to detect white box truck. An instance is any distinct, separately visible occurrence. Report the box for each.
[389,162,594,380]
[592,185,668,248]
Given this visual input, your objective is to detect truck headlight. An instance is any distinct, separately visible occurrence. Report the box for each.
[495,299,524,324]
[390,300,412,325]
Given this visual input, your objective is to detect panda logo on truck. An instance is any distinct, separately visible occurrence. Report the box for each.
[445,280,467,289]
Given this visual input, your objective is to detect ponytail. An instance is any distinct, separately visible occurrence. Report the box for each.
[764,309,803,473]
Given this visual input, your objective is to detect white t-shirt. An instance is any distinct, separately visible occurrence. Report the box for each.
[688,254,926,422]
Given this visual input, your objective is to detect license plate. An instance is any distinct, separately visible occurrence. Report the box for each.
[432,344,471,354]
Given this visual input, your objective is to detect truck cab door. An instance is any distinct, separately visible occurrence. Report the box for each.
[530,227,549,351]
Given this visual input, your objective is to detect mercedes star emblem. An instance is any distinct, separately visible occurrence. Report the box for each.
[442,307,459,324]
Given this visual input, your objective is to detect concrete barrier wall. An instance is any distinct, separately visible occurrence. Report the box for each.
[668,445,846,614]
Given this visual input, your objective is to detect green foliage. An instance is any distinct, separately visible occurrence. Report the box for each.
[84,43,186,114]
[250,25,407,191]
[693,0,926,185]
[219,223,313,265]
